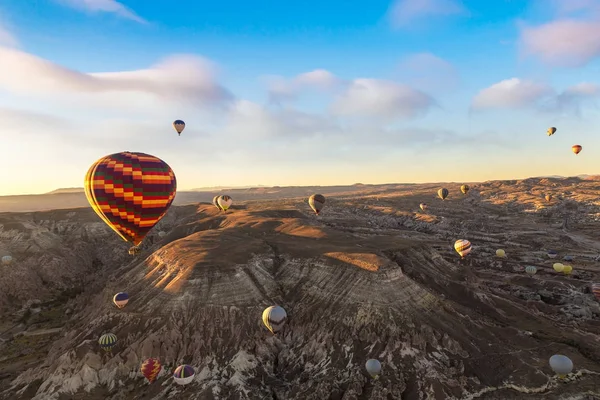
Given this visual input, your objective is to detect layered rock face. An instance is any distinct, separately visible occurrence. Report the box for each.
[0,179,599,400]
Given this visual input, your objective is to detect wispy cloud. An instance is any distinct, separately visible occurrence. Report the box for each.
[266,69,343,104]
[471,78,600,116]
[0,47,233,108]
[330,78,436,120]
[54,0,147,23]
[397,52,460,92]
[0,12,17,48]
[388,0,467,28]
[519,0,600,67]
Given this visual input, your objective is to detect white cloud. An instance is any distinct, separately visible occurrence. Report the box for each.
[389,0,467,27]
[266,69,342,104]
[330,78,436,120]
[397,52,459,92]
[519,19,600,67]
[55,0,146,23]
[471,78,553,110]
[0,47,233,108]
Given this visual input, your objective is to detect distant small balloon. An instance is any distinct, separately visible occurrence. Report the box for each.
[308,194,326,215]
[553,263,564,273]
[158,231,166,238]
[496,249,506,258]
[1,255,13,265]
[525,266,537,276]
[173,364,195,385]
[547,127,556,136]
[365,359,382,378]
[438,188,449,200]
[549,355,573,378]
[562,265,573,275]
[262,305,287,334]
[173,120,185,136]
[460,185,470,195]
[419,203,428,212]
[113,292,129,309]
[572,145,582,155]
[454,239,472,258]
[98,333,117,352]
[545,194,553,202]
[547,250,557,259]
[591,283,600,301]
[217,195,233,211]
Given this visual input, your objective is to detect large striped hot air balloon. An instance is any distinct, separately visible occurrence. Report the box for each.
[173,365,195,385]
[308,194,326,215]
[141,358,162,383]
[84,152,177,255]
[98,333,117,352]
[438,188,449,200]
[173,120,185,136]
[454,239,472,258]
[113,292,129,308]
[262,305,287,334]
[591,283,600,301]
[217,195,233,211]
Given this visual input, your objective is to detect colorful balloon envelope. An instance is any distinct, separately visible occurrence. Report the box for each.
[217,195,233,211]
[419,203,428,212]
[98,333,117,352]
[141,358,162,383]
[460,185,470,195]
[572,145,582,155]
[262,305,287,334]
[553,263,564,273]
[438,188,449,200]
[308,194,326,215]
[1,255,13,265]
[113,292,129,308]
[547,127,556,136]
[84,152,177,253]
[547,250,557,259]
[212,195,222,210]
[173,120,185,136]
[545,194,553,202]
[454,239,472,258]
[591,283,600,301]
[496,249,506,258]
[563,265,573,275]
[173,364,195,385]
[525,266,537,276]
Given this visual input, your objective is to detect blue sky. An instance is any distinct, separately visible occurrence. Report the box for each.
[0,0,600,195]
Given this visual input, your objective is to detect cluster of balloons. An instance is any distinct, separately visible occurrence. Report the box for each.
[547,126,583,155]
[81,120,596,384]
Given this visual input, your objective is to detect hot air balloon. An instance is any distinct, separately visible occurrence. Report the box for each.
[496,249,506,258]
[563,255,573,262]
[173,120,185,136]
[563,265,573,275]
[549,355,573,378]
[525,266,537,276]
[217,195,232,211]
[454,239,472,258]
[547,127,556,136]
[591,283,600,301]
[545,194,553,202]
[141,358,162,383]
[158,231,166,238]
[113,292,129,308]
[365,359,382,378]
[84,152,177,255]
[553,263,564,273]
[460,185,470,195]
[547,250,558,259]
[438,188,449,200]
[572,145,582,155]
[98,333,117,352]
[212,196,222,210]
[1,255,13,265]
[173,365,195,385]
[262,305,287,334]
[419,203,428,212]
[308,194,326,215]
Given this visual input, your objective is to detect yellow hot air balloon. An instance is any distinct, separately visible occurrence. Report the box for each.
[553,263,564,273]
[547,127,556,136]
[496,249,506,258]
[454,239,472,258]
[563,265,573,275]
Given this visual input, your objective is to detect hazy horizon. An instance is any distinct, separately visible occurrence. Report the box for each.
[1,0,600,195]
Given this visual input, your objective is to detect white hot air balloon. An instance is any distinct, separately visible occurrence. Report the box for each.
[549,355,573,378]
[525,266,537,276]
[1,255,13,265]
[365,359,382,378]
[262,305,287,334]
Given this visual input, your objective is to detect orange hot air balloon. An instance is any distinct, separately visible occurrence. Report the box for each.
[141,358,162,383]
[84,152,177,254]
[572,145,582,155]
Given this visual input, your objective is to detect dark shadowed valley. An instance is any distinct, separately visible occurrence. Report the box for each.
[0,179,599,400]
